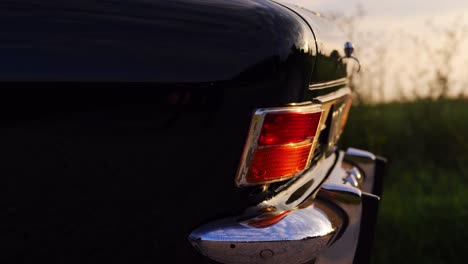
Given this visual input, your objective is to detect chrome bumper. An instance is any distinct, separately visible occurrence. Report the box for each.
[188,148,386,264]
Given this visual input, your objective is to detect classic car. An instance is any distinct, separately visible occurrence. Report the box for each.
[3,0,386,263]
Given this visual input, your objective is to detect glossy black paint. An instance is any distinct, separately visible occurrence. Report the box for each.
[2,1,357,264]
[0,0,351,104]
[0,0,313,84]
[275,1,350,101]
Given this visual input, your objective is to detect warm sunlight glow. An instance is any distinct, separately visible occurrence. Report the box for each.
[281,0,468,102]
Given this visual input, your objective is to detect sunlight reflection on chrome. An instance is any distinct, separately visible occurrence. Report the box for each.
[190,204,334,242]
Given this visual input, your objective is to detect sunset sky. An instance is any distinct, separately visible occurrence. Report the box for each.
[286,0,468,22]
[281,0,468,101]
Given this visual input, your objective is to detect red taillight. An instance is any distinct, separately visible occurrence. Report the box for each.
[235,105,323,186]
[248,143,312,183]
[258,112,321,146]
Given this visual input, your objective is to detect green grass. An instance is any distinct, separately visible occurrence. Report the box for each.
[339,99,468,264]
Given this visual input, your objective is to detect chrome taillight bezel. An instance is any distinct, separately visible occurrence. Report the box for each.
[235,104,324,187]
[235,87,353,188]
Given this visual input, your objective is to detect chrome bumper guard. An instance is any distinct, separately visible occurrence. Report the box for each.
[188,148,387,264]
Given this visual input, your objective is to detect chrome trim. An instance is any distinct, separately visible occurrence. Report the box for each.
[342,173,359,187]
[345,147,376,161]
[347,167,362,181]
[189,150,380,264]
[320,183,361,198]
[235,104,323,187]
[344,147,377,172]
[235,153,337,228]
[188,153,342,264]
[341,167,362,188]
[287,101,313,106]
[317,151,362,197]
[315,151,364,264]
[235,87,352,187]
[256,153,336,210]
[188,200,341,264]
[311,87,352,155]
[234,152,336,229]
[343,147,382,195]
[314,87,351,104]
[189,203,336,242]
[308,78,348,90]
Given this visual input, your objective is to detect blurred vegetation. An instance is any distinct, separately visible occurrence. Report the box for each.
[340,99,468,264]
[326,5,468,263]
[328,6,468,104]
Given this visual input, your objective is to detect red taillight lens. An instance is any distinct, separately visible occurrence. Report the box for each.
[235,105,323,186]
[258,112,321,146]
[248,143,312,183]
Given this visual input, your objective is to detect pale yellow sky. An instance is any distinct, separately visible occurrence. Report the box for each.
[282,0,468,35]
[280,0,468,101]
[285,0,468,18]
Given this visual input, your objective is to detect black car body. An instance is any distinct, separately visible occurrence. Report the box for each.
[3,1,386,263]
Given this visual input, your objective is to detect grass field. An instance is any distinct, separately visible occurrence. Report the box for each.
[339,99,468,264]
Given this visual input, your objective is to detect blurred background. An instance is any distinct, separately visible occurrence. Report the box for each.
[282,1,468,263]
